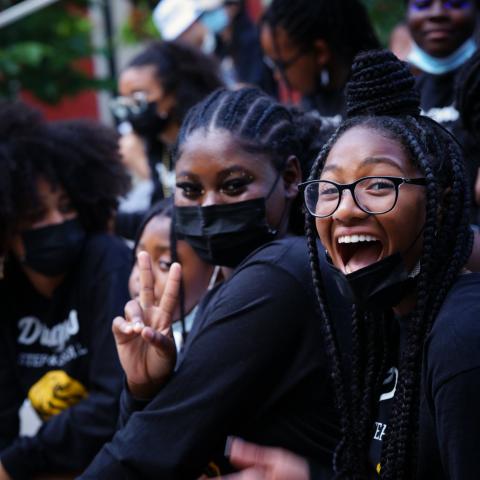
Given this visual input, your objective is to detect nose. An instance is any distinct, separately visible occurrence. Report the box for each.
[429,0,448,18]
[332,189,368,222]
[202,190,222,207]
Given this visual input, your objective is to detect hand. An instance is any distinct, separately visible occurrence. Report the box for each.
[112,252,181,399]
[222,438,310,480]
[0,463,12,480]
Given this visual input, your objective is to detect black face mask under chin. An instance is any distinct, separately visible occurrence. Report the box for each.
[20,218,87,277]
[128,101,170,140]
[175,197,279,268]
[326,252,419,312]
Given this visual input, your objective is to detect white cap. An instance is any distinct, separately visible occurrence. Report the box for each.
[195,0,223,11]
[153,0,202,40]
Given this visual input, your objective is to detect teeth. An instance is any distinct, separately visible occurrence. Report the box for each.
[338,235,378,244]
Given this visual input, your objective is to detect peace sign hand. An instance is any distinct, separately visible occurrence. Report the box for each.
[112,251,182,399]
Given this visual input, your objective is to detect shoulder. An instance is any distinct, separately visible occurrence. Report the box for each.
[424,273,480,388]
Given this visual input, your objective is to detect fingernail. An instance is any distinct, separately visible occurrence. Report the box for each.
[224,436,236,457]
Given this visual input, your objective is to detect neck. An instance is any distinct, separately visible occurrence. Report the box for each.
[22,265,65,298]
[408,38,477,75]
[159,122,180,147]
[324,57,351,92]
[221,266,234,279]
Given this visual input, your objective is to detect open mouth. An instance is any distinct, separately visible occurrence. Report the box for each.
[336,234,383,274]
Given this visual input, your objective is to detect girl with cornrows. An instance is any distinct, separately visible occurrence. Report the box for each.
[80,88,341,479]
[225,50,480,480]
[260,0,379,121]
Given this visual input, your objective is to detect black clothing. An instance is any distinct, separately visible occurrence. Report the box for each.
[416,70,459,117]
[0,234,131,479]
[369,273,480,479]
[215,10,276,97]
[302,88,346,121]
[80,237,342,479]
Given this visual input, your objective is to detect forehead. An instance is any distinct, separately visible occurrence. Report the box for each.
[140,215,171,245]
[260,23,300,57]
[324,126,415,174]
[119,66,159,95]
[176,128,275,177]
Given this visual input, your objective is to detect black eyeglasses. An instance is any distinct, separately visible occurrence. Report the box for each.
[263,48,309,73]
[299,176,427,218]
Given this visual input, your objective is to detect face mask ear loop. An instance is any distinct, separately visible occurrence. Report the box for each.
[207,265,221,291]
[170,209,187,344]
[265,158,291,236]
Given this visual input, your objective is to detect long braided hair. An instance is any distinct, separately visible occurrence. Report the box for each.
[304,50,473,479]
[173,86,331,234]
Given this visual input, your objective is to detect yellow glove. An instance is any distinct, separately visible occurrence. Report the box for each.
[28,370,88,421]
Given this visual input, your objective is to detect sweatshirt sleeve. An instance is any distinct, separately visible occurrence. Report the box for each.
[0,262,129,479]
[433,367,480,480]
[79,262,316,479]
[0,330,22,453]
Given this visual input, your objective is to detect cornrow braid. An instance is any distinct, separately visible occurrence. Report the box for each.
[304,50,473,479]
[173,87,331,234]
[261,0,379,63]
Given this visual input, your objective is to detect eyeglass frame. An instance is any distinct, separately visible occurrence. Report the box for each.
[299,176,427,218]
[263,47,311,74]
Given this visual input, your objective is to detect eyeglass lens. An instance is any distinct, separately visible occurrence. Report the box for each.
[305,178,398,217]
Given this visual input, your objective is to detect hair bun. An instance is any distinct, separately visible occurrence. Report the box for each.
[346,49,421,118]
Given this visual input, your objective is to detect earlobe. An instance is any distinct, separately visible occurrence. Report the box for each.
[313,39,331,69]
[282,155,302,199]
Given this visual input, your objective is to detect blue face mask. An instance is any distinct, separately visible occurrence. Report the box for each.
[408,37,477,75]
[201,7,229,34]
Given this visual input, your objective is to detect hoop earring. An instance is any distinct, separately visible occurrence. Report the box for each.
[320,68,330,87]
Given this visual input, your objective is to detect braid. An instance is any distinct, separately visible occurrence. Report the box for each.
[174,87,331,234]
[262,0,379,63]
[305,50,473,479]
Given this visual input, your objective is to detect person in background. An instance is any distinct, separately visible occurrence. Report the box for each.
[406,0,478,125]
[0,102,131,479]
[260,0,379,121]
[80,87,340,479]
[128,199,219,350]
[112,40,223,238]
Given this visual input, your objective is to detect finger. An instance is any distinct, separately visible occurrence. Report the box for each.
[124,300,146,328]
[112,316,142,344]
[152,262,182,330]
[226,438,278,470]
[138,251,156,309]
[142,326,177,357]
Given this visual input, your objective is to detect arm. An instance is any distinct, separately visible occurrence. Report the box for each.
[0,329,22,453]
[1,263,130,479]
[81,262,313,479]
[432,368,480,480]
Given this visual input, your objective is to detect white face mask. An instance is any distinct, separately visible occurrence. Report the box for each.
[408,37,477,75]
[201,29,217,55]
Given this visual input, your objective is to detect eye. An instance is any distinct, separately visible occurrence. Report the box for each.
[410,0,432,10]
[158,259,173,272]
[364,179,396,195]
[219,177,253,196]
[444,0,470,9]
[176,181,204,199]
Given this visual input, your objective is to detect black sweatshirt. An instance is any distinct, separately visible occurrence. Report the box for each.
[80,237,343,479]
[369,273,480,479]
[0,234,131,479]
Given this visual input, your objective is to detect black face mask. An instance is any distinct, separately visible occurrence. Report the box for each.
[21,218,87,277]
[127,101,170,140]
[326,252,419,312]
[175,197,278,268]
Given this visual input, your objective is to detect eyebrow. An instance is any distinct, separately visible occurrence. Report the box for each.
[323,156,404,173]
[177,165,253,182]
